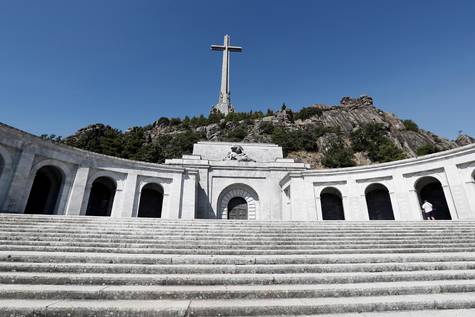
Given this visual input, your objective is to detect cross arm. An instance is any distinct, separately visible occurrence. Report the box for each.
[228,46,242,52]
[211,45,225,51]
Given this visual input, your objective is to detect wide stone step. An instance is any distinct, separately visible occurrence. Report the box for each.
[2,215,470,225]
[4,227,474,239]
[308,310,475,317]
[2,244,475,255]
[3,261,475,274]
[1,280,475,300]
[2,292,475,316]
[2,221,474,231]
[1,270,475,286]
[1,215,475,315]
[3,233,474,245]
[2,234,473,245]
[3,240,475,252]
[4,251,475,265]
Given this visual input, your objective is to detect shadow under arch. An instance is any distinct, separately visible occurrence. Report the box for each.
[415,176,451,220]
[86,176,117,217]
[137,183,164,218]
[365,183,394,220]
[320,187,344,220]
[217,183,259,220]
[25,165,64,214]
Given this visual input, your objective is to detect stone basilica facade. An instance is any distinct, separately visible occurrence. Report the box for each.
[1,122,475,221]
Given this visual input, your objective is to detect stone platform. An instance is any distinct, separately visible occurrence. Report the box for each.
[1,214,475,316]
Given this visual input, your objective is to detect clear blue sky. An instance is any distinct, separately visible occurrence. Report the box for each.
[0,0,474,139]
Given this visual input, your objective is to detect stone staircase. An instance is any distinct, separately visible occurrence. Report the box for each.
[1,214,475,316]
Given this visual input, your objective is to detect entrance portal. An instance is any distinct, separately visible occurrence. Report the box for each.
[138,183,163,218]
[320,187,344,220]
[25,166,63,214]
[86,177,116,216]
[416,177,451,220]
[365,183,395,220]
[227,197,248,220]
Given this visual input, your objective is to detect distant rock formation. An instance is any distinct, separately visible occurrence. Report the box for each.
[63,96,473,169]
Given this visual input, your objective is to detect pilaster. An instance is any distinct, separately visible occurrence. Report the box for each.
[118,172,138,218]
[65,167,90,215]
[2,147,35,213]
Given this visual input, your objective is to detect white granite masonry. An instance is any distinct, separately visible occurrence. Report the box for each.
[1,122,475,221]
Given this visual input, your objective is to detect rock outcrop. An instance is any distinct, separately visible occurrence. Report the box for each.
[64,96,473,168]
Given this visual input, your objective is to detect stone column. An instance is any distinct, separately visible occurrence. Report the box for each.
[342,194,351,220]
[65,167,90,216]
[314,193,322,221]
[345,179,368,220]
[289,177,316,221]
[180,171,197,219]
[389,174,415,220]
[389,191,401,220]
[442,184,459,220]
[280,186,292,221]
[110,182,124,218]
[162,173,183,219]
[118,172,138,218]
[2,147,35,213]
[464,176,475,218]
[444,164,471,219]
[407,188,423,220]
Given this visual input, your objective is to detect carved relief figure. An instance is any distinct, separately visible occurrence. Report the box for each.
[224,145,254,162]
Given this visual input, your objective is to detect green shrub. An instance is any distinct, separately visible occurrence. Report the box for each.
[321,138,355,168]
[189,115,208,127]
[402,119,419,132]
[271,128,318,156]
[351,123,406,162]
[169,117,182,126]
[208,112,224,124]
[225,126,248,142]
[224,111,264,123]
[150,130,206,162]
[294,107,323,121]
[155,117,170,126]
[351,123,386,152]
[416,144,441,156]
[376,139,407,162]
[259,122,275,135]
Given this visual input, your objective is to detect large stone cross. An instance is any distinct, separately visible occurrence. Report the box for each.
[211,34,242,115]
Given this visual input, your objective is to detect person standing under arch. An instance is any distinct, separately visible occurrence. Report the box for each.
[422,200,435,220]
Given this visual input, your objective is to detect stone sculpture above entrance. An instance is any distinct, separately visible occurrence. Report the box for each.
[223,145,254,162]
[191,141,284,163]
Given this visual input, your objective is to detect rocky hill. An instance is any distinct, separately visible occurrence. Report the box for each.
[60,96,474,169]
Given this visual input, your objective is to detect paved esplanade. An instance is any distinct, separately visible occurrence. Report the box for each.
[211,34,242,115]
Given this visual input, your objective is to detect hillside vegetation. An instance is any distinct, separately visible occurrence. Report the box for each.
[52,96,473,168]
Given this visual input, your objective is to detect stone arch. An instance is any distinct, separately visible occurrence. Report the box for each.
[320,187,345,220]
[25,165,64,214]
[26,159,75,215]
[217,184,259,220]
[415,176,451,220]
[365,183,395,220]
[86,176,117,216]
[137,183,164,218]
